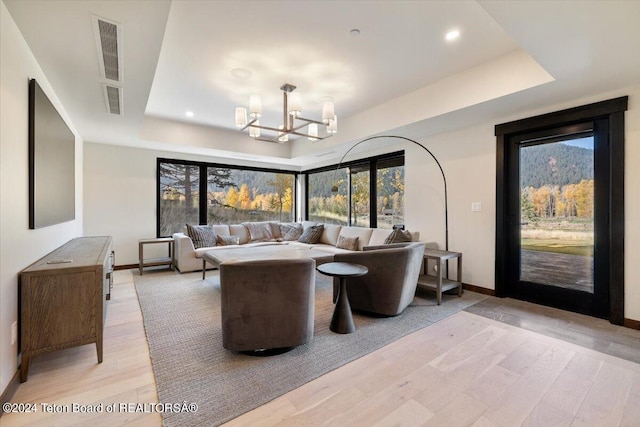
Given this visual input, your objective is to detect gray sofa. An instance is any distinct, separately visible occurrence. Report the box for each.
[334,242,426,316]
[173,221,428,273]
[220,258,316,352]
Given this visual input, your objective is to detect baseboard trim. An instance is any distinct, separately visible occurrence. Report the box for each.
[463,283,495,296]
[0,370,20,417]
[624,318,640,330]
[114,264,138,271]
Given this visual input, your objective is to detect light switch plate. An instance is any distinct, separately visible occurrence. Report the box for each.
[471,202,482,212]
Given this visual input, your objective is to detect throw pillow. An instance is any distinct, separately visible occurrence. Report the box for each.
[216,235,240,246]
[384,228,412,244]
[279,223,303,241]
[242,222,275,242]
[298,224,324,244]
[336,235,359,251]
[186,224,217,249]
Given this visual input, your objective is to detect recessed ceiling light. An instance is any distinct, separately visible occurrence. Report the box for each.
[185,111,194,117]
[350,29,360,37]
[445,29,460,42]
[231,68,252,79]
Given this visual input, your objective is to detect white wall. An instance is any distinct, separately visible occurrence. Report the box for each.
[0,3,83,394]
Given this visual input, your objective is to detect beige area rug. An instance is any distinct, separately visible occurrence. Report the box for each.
[133,270,487,427]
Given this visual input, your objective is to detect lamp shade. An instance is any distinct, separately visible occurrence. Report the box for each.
[307,123,318,141]
[288,92,302,117]
[249,120,260,138]
[327,115,338,134]
[278,124,288,143]
[235,107,247,128]
[249,94,262,118]
[322,101,335,124]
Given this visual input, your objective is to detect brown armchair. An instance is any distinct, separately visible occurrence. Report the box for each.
[334,242,425,316]
[220,258,315,353]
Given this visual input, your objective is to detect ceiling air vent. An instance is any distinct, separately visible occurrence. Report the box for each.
[103,85,123,115]
[92,16,122,82]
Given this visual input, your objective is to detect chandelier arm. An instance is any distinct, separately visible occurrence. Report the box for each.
[294,116,326,126]
[252,136,285,144]
[240,117,259,132]
[335,135,448,251]
[290,131,332,140]
[246,124,286,133]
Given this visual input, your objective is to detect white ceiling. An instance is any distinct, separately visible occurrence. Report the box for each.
[4,0,640,168]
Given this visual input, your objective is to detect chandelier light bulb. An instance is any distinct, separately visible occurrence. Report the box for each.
[322,101,335,124]
[288,92,302,117]
[278,124,288,143]
[235,107,247,128]
[249,94,262,118]
[327,115,338,134]
[307,123,318,141]
[249,120,260,138]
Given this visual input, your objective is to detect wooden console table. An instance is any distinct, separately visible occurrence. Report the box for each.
[19,236,113,382]
[139,237,174,275]
[417,249,462,305]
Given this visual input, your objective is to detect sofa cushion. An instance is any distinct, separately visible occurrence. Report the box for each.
[368,228,393,246]
[242,221,277,242]
[319,223,342,246]
[186,224,217,249]
[336,235,359,251]
[212,224,231,237]
[302,221,317,231]
[384,228,412,244]
[216,235,240,246]
[229,224,250,244]
[338,227,373,251]
[298,224,324,244]
[279,222,303,241]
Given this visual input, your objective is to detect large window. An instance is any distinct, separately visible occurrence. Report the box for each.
[158,159,296,236]
[305,152,404,228]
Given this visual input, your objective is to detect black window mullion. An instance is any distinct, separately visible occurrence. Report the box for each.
[370,159,378,228]
[199,164,208,224]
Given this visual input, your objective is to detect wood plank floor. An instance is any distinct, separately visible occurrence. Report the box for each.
[2,270,639,427]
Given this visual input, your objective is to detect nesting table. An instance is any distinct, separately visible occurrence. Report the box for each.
[316,262,368,334]
[416,249,462,305]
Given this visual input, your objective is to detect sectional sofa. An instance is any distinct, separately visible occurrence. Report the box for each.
[173,221,432,273]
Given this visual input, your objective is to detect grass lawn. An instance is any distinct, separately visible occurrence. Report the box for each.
[521,239,593,257]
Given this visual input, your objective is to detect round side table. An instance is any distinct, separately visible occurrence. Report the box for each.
[316,262,368,334]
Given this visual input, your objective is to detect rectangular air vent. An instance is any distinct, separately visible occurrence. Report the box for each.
[103,85,123,115]
[92,15,122,83]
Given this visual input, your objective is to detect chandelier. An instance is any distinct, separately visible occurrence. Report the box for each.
[234,83,337,143]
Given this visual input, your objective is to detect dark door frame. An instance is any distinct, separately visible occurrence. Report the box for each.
[495,96,628,325]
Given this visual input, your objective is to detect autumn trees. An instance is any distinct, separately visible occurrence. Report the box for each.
[521,179,594,222]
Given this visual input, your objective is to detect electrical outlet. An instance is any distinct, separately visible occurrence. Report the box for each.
[11,321,17,345]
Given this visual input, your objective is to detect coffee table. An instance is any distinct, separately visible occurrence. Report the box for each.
[316,262,368,334]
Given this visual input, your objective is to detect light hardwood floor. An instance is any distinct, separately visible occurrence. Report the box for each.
[2,270,639,426]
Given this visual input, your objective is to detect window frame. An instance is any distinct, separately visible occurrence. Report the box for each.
[156,157,298,237]
[303,151,404,228]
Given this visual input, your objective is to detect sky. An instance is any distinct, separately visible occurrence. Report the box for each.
[562,136,593,150]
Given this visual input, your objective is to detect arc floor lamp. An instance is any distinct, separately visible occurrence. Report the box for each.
[333,135,449,251]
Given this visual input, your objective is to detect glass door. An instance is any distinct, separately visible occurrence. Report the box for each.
[519,137,594,293]
[505,121,609,318]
